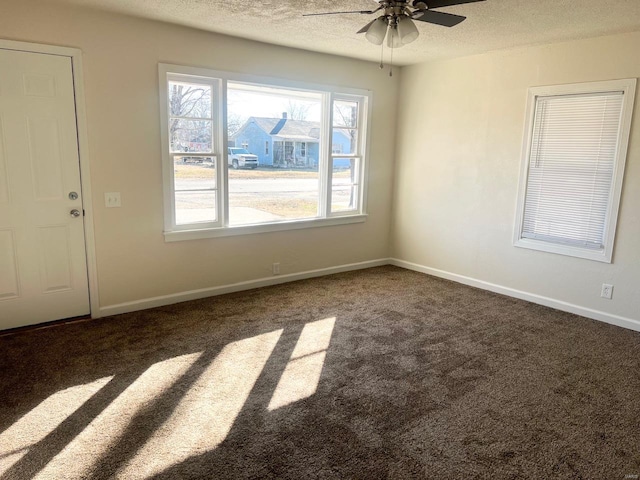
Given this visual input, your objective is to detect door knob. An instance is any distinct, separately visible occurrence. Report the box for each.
[70,209,81,217]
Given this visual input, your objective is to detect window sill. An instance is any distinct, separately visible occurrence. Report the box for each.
[164,214,367,242]
[514,237,611,263]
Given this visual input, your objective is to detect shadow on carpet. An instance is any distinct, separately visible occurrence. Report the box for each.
[1,266,639,479]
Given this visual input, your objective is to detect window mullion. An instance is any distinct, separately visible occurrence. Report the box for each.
[219,78,228,227]
[170,115,212,122]
[169,152,177,229]
[356,98,365,210]
[320,92,333,218]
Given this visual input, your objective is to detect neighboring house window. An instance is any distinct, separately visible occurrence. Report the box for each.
[159,64,371,240]
[514,79,636,262]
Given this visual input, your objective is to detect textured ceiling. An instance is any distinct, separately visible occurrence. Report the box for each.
[55,0,640,65]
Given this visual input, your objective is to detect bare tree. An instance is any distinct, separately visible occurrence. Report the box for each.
[227,112,247,138]
[284,100,311,121]
[169,83,212,152]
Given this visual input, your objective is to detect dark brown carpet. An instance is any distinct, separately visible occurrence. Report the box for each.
[1,266,639,479]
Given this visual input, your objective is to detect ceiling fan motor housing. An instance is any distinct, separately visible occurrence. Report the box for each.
[303,0,484,48]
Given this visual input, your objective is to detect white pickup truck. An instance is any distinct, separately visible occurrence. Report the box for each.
[228,147,258,169]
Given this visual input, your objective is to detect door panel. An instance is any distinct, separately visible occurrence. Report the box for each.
[0,118,9,204]
[27,116,64,200]
[0,48,89,330]
[0,229,19,300]
[38,225,73,293]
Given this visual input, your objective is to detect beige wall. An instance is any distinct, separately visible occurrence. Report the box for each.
[5,0,637,324]
[392,31,640,322]
[1,0,399,308]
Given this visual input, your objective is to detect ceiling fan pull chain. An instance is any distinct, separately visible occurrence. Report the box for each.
[389,45,394,77]
[379,40,385,70]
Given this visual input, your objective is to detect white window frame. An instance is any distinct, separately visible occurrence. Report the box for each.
[513,79,636,263]
[328,93,367,217]
[163,73,222,231]
[159,64,372,241]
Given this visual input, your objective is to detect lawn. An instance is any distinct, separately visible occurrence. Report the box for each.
[174,164,350,179]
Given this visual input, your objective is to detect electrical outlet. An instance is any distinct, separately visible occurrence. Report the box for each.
[272,262,280,275]
[105,192,121,208]
[601,283,614,300]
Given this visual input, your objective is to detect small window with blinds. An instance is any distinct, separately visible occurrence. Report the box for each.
[514,79,636,263]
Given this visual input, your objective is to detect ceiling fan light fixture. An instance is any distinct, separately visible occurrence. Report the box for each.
[397,15,419,44]
[364,17,388,45]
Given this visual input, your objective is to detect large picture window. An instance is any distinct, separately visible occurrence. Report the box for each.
[159,65,370,240]
[514,79,636,262]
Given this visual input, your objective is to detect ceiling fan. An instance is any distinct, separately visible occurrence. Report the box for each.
[303,0,486,48]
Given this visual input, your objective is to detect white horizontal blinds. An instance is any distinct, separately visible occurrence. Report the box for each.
[522,91,624,250]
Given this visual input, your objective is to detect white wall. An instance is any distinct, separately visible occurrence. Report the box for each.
[392,31,640,324]
[1,0,399,310]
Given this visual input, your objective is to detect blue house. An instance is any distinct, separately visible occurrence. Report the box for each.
[231,113,352,169]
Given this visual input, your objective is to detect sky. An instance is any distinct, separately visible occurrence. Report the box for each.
[227,82,322,122]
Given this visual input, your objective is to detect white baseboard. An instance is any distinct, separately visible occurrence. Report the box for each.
[389,258,640,333]
[98,258,390,318]
[97,256,640,334]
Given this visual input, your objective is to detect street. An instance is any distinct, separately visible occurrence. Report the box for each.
[174,167,355,225]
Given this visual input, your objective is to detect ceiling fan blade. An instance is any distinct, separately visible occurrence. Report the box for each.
[423,0,485,9]
[303,10,376,17]
[357,18,377,34]
[413,10,466,27]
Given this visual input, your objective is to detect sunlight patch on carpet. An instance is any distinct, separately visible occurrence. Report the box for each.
[35,352,203,480]
[0,376,113,476]
[117,328,283,479]
[268,317,335,410]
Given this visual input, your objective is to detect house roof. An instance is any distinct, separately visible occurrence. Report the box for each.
[236,117,322,143]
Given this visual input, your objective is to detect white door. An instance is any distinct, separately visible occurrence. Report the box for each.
[0,48,89,330]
